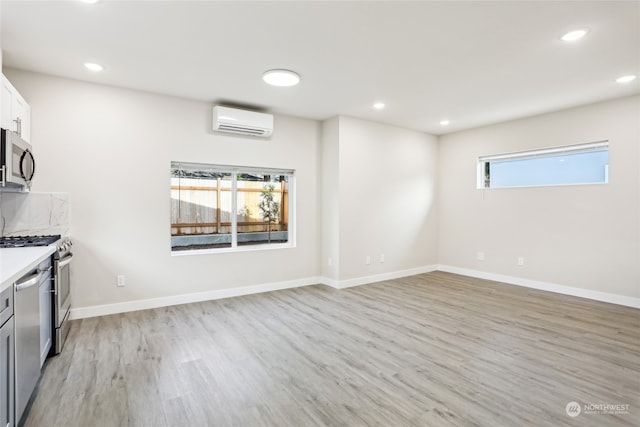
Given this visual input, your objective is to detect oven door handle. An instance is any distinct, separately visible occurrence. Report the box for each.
[58,253,73,268]
[15,272,41,291]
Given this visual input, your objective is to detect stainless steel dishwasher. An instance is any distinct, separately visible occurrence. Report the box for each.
[14,259,49,424]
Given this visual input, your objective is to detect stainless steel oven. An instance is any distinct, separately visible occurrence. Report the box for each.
[53,239,73,354]
[0,235,73,355]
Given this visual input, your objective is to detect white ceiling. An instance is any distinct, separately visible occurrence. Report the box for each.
[1,1,639,135]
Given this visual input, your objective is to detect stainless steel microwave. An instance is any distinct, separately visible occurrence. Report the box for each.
[0,128,35,191]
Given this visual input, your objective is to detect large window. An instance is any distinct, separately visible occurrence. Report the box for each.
[171,162,294,253]
[478,141,609,189]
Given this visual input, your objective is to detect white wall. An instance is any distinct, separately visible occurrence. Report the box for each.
[3,68,637,312]
[438,95,640,299]
[320,117,340,281]
[321,116,439,284]
[4,69,321,311]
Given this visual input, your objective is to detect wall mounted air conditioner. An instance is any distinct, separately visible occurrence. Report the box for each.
[212,106,273,137]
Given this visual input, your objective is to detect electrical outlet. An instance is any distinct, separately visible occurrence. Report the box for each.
[328,257,332,267]
[366,256,371,265]
[477,251,485,261]
[117,275,126,287]
[517,257,525,266]
[380,254,385,263]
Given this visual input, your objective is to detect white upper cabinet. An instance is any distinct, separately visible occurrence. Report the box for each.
[0,78,11,130]
[1,74,31,143]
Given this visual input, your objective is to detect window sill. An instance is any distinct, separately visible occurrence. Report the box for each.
[477,181,609,190]
[170,242,296,257]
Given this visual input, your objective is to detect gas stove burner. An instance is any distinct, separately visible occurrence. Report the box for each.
[0,234,61,248]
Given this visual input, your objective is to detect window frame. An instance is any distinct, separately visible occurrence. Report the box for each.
[477,141,609,189]
[170,161,296,256]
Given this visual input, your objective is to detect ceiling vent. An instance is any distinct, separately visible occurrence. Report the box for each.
[212,106,273,137]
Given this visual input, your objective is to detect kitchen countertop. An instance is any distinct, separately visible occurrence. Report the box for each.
[0,246,57,292]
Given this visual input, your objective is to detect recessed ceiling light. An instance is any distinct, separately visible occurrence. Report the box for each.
[616,75,637,83]
[84,62,104,72]
[373,102,385,110]
[561,29,589,42]
[440,119,450,126]
[262,69,300,87]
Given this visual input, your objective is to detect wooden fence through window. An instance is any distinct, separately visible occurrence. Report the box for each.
[170,179,289,236]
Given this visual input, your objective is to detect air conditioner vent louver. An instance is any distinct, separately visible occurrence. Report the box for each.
[217,124,268,136]
[212,106,273,137]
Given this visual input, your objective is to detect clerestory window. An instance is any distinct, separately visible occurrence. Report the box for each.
[478,141,609,189]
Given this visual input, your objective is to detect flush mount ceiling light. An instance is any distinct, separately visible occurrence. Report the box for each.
[616,75,637,83]
[262,69,300,87]
[440,119,450,126]
[373,102,385,110]
[561,29,589,41]
[79,0,99,3]
[84,62,104,72]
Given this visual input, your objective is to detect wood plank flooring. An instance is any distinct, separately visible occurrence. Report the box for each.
[23,272,639,426]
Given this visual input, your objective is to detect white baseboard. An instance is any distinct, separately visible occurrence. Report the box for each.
[437,265,640,309]
[70,276,323,320]
[320,276,340,288]
[321,265,439,289]
[71,264,439,319]
[70,263,638,320]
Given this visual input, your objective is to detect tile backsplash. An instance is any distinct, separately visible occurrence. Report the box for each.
[0,192,70,237]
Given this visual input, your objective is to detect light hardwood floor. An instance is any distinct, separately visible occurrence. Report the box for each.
[24,272,639,427]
